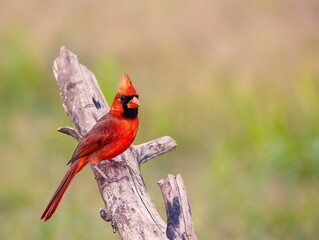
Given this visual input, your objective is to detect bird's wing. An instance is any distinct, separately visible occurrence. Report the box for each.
[68,116,115,164]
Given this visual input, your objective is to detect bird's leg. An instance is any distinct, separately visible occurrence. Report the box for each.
[93,165,110,182]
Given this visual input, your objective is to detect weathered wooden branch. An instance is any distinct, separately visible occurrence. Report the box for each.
[52,46,197,239]
[158,175,197,240]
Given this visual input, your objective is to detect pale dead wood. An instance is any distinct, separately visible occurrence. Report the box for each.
[52,46,197,239]
[135,136,177,166]
[158,174,197,240]
[53,47,108,136]
[57,126,81,141]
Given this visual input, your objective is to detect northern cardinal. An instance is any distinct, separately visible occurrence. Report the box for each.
[41,74,139,221]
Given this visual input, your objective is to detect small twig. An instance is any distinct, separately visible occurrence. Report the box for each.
[99,208,112,222]
[57,126,81,141]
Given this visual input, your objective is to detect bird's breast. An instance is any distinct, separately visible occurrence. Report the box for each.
[88,118,139,165]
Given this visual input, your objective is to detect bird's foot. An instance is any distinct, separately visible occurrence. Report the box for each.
[93,165,111,182]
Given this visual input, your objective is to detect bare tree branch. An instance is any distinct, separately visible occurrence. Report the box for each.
[52,46,197,239]
[135,136,177,166]
[158,174,197,240]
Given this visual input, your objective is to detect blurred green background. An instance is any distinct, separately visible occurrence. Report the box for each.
[1,0,319,239]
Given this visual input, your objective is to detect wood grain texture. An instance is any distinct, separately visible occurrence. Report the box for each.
[53,46,108,136]
[52,46,197,239]
[158,174,197,240]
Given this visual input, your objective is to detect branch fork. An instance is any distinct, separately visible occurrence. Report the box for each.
[53,46,197,240]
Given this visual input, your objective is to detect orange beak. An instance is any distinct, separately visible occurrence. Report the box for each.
[127,96,140,109]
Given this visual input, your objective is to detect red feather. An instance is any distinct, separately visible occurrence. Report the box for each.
[41,74,139,221]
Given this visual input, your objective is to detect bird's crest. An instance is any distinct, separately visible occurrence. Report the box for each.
[118,74,138,96]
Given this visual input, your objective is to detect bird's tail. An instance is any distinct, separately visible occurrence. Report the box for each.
[41,158,87,222]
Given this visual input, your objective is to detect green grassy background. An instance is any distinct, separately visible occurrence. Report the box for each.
[1,1,319,239]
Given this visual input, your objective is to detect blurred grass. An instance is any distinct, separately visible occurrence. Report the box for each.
[1,1,319,239]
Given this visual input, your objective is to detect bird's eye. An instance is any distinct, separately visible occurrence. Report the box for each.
[120,95,126,102]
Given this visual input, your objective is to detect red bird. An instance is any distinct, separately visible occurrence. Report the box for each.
[41,74,140,221]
